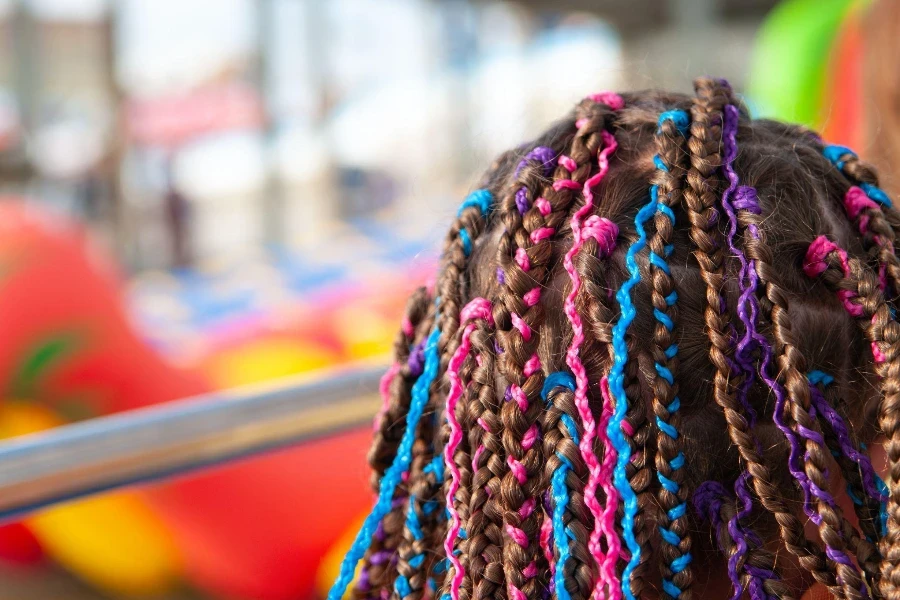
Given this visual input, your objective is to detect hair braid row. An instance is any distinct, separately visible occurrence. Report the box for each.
[392,190,496,600]
[804,238,900,597]
[441,298,496,600]
[357,288,434,599]
[821,145,900,298]
[541,375,593,600]
[490,97,617,600]
[686,77,843,596]
[647,109,693,599]
[808,372,883,588]
[463,320,506,600]
[693,482,794,600]
[558,91,624,599]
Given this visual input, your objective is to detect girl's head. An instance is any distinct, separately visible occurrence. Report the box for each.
[333,78,900,600]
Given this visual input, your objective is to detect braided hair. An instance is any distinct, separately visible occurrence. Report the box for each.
[331,79,900,600]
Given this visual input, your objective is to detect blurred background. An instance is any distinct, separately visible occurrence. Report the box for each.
[0,0,887,598]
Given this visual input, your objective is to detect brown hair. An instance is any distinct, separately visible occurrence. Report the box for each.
[337,78,900,600]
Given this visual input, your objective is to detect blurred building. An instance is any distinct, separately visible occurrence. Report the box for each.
[1,0,777,272]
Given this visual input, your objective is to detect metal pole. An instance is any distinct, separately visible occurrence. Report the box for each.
[0,364,384,523]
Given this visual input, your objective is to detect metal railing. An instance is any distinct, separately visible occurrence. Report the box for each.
[0,364,384,523]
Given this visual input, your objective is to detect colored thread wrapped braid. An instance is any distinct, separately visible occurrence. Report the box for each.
[822,144,900,298]
[443,298,495,600]
[560,101,621,599]
[687,79,841,597]
[808,370,887,548]
[718,106,804,600]
[804,238,900,594]
[360,287,434,599]
[647,109,692,600]
[492,101,616,600]
[540,372,579,600]
[823,145,892,207]
[693,482,786,600]
[394,188,497,600]
[514,147,558,214]
[607,149,658,600]
[330,323,442,600]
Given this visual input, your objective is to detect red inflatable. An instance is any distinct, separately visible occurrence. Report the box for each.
[0,200,374,599]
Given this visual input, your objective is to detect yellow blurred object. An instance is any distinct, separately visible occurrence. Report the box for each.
[316,511,368,600]
[203,338,339,387]
[28,494,182,597]
[0,402,182,597]
[0,401,59,437]
[334,306,395,360]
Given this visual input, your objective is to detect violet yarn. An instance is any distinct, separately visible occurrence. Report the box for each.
[809,383,885,502]
[408,341,426,376]
[693,482,742,595]
[514,146,557,214]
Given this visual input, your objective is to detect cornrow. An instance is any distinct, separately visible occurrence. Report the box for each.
[686,78,843,596]
[541,373,591,600]
[646,109,692,600]
[443,298,495,600]
[804,237,900,597]
[559,94,622,600]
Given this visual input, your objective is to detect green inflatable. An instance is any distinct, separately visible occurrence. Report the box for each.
[747,0,858,126]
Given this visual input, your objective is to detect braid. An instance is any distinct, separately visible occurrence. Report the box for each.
[370,286,433,480]
[573,195,623,599]
[485,143,561,600]
[686,78,843,596]
[358,288,433,599]
[647,109,692,600]
[330,185,496,600]
[491,97,615,600]
[804,238,900,597]
[463,320,505,600]
[559,93,622,599]
[808,371,884,587]
[335,81,900,600]
[392,190,494,600]
[443,299,495,600]
[541,374,592,600]
[606,137,657,600]
[822,144,900,297]
[751,232,870,600]
[693,482,794,600]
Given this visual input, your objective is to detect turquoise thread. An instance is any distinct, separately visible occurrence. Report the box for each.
[649,109,691,598]
[607,192,656,600]
[822,145,892,207]
[328,326,441,600]
[460,229,472,256]
[457,188,493,216]
[545,372,580,600]
[541,372,576,401]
